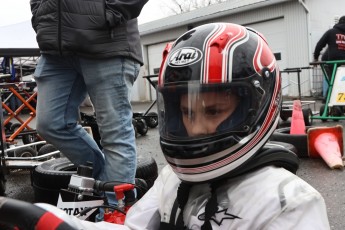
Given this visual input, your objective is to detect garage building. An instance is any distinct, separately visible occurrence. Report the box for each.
[134,0,344,102]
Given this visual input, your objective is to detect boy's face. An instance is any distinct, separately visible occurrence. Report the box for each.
[180,91,239,137]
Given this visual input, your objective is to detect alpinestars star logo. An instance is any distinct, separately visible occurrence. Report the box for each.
[198,208,242,225]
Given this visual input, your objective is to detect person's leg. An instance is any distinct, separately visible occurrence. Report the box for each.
[34,54,105,178]
[80,57,139,184]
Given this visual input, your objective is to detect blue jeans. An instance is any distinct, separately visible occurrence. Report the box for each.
[34,54,139,184]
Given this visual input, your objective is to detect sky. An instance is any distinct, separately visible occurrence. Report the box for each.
[0,0,166,27]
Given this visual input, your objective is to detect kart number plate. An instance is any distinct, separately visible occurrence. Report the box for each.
[337,93,345,102]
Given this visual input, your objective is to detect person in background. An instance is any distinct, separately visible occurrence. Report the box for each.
[320,48,331,101]
[314,16,345,105]
[123,22,330,229]
[30,0,148,204]
[314,15,345,62]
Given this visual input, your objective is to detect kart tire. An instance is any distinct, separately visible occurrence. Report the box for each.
[37,143,62,159]
[32,158,77,205]
[21,133,45,152]
[0,174,5,196]
[269,127,310,157]
[135,155,158,188]
[319,105,328,122]
[145,112,158,128]
[135,178,149,199]
[280,114,289,121]
[22,133,40,145]
[14,147,37,157]
[38,143,58,155]
[4,122,12,132]
[10,123,21,133]
[330,106,342,121]
[265,141,297,154]
[32,155,158,205]
[302,108,313,126]
[136,119,148,136]
[132,119,138,138]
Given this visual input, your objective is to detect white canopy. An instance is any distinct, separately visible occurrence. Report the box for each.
[0,21,39,57]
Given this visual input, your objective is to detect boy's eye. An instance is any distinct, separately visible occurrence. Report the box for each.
[204,107,224,116]
[181,108,189,116]
[181,108,194,118]
[205,108,220,116]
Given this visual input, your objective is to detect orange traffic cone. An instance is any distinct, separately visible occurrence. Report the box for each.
[307,125,344,169]
[290,100,306,134]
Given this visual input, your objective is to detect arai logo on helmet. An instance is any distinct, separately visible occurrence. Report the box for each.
[168,47,203,67]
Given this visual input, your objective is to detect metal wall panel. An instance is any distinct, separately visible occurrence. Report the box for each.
[139,0,345,100]
[283,1,310,97]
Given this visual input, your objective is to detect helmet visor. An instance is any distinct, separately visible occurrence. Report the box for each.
[158,81,255,141]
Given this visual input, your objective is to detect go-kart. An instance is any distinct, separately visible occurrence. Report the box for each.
[0,159,157,230]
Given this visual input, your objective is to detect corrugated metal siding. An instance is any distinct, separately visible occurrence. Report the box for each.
[283,1,310,97]
[207,4,284,26]
[139,0,312,99]
[134,0,345,101]
[141,3,286,49]
[139,0,267,34]
[140,27,186,45]
[139,0,292,35]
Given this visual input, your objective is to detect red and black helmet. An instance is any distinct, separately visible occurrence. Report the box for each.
[157,23,281,183]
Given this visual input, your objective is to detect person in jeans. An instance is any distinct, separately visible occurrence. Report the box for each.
[30,0,148,198]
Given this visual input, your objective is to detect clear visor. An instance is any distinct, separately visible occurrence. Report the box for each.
[158,82,255,141]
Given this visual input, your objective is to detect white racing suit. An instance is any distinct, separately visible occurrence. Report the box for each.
[37,165,330,229]
[125,165,330,229]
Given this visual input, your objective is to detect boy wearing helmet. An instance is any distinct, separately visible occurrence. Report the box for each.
[125,23,329,229]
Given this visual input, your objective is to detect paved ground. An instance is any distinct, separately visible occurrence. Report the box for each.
[2,98,345,229]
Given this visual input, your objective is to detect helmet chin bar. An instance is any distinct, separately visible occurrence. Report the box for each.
[172,116,279,183]
[161,132,243,160]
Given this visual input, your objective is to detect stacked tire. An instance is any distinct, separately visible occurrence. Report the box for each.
[32,155,158,205]
[270,127,310,157]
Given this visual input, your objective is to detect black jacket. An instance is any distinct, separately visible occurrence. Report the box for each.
[30,0,148,64]
[314,23,345,61]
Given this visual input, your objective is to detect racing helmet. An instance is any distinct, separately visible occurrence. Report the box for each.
[157,23,281,183]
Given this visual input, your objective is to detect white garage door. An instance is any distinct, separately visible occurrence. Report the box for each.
[145,19,288,96]
[146,42,173,100]
[147,20,288,96]
[247,18,289,95]
[148,42,171,75]
[132,43,169,102]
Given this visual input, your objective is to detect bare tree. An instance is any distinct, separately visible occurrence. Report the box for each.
[161,0,228,15]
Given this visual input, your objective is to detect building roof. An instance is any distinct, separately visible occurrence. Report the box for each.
[139,0,292,35]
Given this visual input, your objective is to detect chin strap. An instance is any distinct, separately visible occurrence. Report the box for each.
[200,182,221,230]
[175,182,191,229]
[159,182,190,230]
[159,181,222,230]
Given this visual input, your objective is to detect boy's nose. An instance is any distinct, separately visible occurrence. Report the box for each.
[188,117,208,136]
